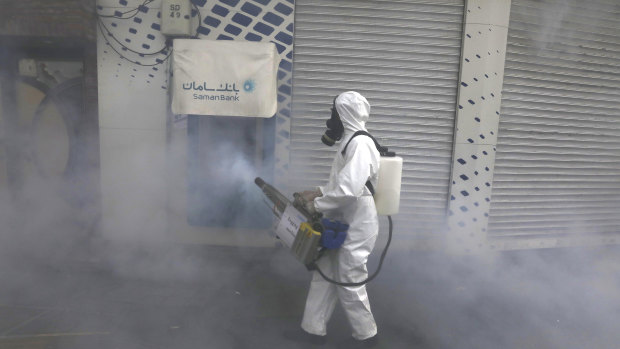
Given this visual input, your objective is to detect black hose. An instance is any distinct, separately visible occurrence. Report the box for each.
[312,215,393,287]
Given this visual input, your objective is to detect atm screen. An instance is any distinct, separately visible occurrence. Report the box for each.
[187,115,274,228]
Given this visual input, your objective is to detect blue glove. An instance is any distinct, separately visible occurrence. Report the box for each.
[320,219,349,249]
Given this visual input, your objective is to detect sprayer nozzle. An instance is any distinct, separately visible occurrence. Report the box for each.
[255,177,265,188]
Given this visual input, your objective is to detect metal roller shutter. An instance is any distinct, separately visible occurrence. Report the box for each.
[290,0,464,238]
[489,0,620,245]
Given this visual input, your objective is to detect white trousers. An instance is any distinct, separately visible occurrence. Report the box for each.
[301,212,378,340]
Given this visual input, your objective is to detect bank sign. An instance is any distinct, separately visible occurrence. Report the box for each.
[172,39,279,118]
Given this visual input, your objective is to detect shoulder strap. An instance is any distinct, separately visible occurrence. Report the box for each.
[341,130,386,196]
[341,130,388,156]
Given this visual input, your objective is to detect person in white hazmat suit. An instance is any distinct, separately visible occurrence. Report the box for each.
[298,91,381,345]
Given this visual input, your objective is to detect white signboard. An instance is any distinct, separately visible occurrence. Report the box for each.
[275,204,307,248]
[171,39,280,118]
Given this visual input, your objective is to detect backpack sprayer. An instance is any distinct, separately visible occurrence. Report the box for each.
[255,132,402,287]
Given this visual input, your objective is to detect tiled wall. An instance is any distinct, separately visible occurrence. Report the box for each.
[446,0,511,253]
[97,0,168,241]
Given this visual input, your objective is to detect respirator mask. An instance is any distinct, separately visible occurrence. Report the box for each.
[321,97,344,147]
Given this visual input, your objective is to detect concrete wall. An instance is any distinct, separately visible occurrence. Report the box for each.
[96,0,294,245]
[96,0,169,242]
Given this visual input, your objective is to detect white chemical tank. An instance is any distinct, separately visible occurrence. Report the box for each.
[374,155,402,216]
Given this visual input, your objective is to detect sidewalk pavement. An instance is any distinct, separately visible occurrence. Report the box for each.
[1,244,619,349]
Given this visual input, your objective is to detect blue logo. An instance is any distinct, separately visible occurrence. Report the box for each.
[243,79,256,92]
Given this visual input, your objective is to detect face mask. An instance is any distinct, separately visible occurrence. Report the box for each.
[321,97,344,146]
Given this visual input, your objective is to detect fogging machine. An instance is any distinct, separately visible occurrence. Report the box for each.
[254,177,343,266]
[255,177,393,287]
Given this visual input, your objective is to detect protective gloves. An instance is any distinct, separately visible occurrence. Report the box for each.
[300,189,322,202]
[297,189,322,217]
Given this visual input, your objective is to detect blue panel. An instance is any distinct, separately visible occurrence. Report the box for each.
[224,24,242,36]
[245,32,262,41]
[279,59,292,72]
[274,2,293,15]
[217,34,233,40]
[253,0,271,4]
[193,0,207,6]
[197,26,211,35]
[241,2,262,16]
[254,22,274,35]
[212,4,229,17]
[263,12,283,26]
[278,84,291,95]
[220,0,240,6]
[275,31,292,45]
[204,16,221,28]
[273,42,285,53]
[232,13,252,26]
[151,23,161,30]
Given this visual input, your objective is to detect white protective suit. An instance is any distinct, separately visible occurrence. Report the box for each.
[301,91,381,340]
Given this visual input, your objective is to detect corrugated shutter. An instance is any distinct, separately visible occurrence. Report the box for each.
[290,0,464,238]
[489,0,620,242]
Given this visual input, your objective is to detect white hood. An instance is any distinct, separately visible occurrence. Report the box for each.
[334,91,370,134]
